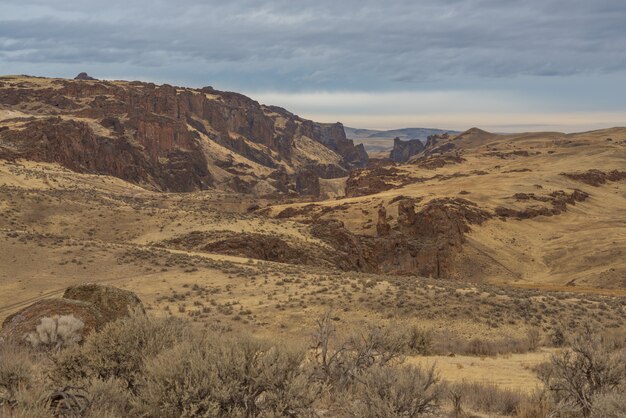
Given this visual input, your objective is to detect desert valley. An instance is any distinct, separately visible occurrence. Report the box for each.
[0,74,624,417]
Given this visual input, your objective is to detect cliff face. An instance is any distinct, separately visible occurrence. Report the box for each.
[0,76,367,193]
[389,137,424,162]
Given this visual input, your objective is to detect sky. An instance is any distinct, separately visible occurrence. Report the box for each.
[1,0,625,132]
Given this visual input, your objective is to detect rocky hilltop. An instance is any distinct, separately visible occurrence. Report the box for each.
[0,75,367,194]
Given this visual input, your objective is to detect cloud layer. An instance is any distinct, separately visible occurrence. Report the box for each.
[1,0,625,130]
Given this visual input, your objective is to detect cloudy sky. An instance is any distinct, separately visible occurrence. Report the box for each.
[2,0,625,132]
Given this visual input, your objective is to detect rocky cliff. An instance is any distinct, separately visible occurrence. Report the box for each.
[0,75,367,193]
[389,137,424,162]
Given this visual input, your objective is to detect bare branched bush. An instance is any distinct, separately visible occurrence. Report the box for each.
[84,378,133,417]
[26,315,84,351]
[540,325,626,417]
[311,311,405,390]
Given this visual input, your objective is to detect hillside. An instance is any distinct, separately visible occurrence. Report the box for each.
[0,75,367,196]
[269,127,626,290]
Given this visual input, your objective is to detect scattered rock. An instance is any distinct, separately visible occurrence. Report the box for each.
[562,169,626,186]
[410,154,465,169]
[496,189,589,219]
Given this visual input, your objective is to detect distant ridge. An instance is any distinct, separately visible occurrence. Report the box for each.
[344,126,458,141]
[345,126,459,154]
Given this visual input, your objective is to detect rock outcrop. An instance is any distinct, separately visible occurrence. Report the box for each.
[295,168,322,197]
[389,137,425,163]
[280,198,493,278]
[63,283,144,323]
[0,299,105,343]
[562,169,626,186]
[74,72,96,80]
[376,206,391,236]
[0,284,143,344]
[0,76,368,194]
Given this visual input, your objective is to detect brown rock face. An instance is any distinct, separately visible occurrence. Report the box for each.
[390,137,425,163]
[295,168,321,196]
[301,198,492,278]
[0,299,104,343]
[345,165,410,197]
[0,76,368,193]
[63,283,145,323]
[376,206,391,236]
[0,117,213,192]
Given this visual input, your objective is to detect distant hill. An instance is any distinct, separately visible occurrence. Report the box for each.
[344,126,459,155]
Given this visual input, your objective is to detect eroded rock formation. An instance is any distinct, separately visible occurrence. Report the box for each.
[390,137,425,163]
[0,76,368,194]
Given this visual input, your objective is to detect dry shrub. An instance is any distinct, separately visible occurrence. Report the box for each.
[0,385,54,418]
[26,315,84,351]
[311,312,405,390]
[449,381,526,416]
[514,391,553,418]
[0,343,35,408]
[344,364,441,418]
[540,325,626,417]
[527,327,542,352]
[52,312,189,389]
[404,325,433,355]
[135,337,318,418]
[84,378,133,417]
[590,389,626,418]
[432,331,531,357]
[311,313,443,416]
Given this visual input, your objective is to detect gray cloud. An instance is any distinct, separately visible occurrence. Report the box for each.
[1,0,625,89]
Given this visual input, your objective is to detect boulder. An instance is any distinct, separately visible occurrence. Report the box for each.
[63,283,144,323]
[0,284,143,344]
[0,299,104,343]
